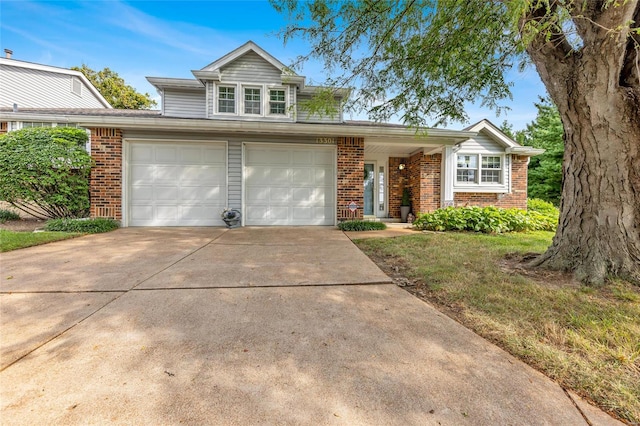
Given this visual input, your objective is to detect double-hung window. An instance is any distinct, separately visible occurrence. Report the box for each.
[244,88,261,114]
[218,86,235,113]
[269,89,286,115]
[456,154,503,184]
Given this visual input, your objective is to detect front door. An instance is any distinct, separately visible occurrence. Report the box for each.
[364,162,377,216]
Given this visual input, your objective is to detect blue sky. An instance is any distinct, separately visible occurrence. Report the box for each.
[0,0,547,130]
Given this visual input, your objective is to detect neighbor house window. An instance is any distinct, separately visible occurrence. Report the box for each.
[22,122,53,128]
[456,154,503,184]
[269,89,286,115]
[244,88,261,114]
[481,156,502,183]
[456,154,478,183]
[218,86,235,113]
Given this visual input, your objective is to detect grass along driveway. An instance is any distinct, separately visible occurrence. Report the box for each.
[0,230,81,252]
[355,231,640,424]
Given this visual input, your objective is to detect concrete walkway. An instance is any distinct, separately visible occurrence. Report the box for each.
[0,227,622,425]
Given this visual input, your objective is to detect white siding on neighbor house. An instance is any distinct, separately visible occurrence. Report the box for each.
[218,51,282,84]
[227,140,243,211]
[0,65,106,109]
[457,132,505,153]
[163,89,206,118]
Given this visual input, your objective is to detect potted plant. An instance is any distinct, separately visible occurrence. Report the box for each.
[221,208,241,228]
[400,188,411,223]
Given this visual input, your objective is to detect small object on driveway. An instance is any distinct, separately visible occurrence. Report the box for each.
[221,209,241,228]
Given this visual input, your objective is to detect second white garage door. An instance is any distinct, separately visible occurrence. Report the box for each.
[244,144,335,225]
[128,142,227,226]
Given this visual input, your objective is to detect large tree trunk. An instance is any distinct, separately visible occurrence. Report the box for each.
[523,3,640,285]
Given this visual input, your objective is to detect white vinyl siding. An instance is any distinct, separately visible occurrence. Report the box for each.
[0,65,107,109]
[217,51,282,84]
[163,89,206,118]
[295,94,342,124]
[227,140,242,212]
[452,131,510,193]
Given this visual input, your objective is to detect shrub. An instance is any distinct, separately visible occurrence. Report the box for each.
[413,206,557,233]
[527,198,560,216]
[44,218,119,234]
[0,209,21,223]
[0,127,92,219]
[338,220,387,231]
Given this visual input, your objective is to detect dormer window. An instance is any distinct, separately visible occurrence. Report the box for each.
[244,87,261,114]
[269,89,286,115]
[218,86,235,113]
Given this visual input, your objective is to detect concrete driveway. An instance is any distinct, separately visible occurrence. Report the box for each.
[0,227,621,425]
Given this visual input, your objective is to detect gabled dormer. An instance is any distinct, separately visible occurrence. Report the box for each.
[147,41,347,123]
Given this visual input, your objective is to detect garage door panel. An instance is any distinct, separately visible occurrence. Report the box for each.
[244,144,335,226]
[154,186,178,201]
[129,142,226,226]
[155,147,178,163]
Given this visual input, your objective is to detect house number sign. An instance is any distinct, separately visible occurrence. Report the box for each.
[316,137,336,144]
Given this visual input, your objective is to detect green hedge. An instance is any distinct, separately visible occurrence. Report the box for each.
[338,220,387,231]
[413,204,557,233]
[0,209,21,223]
[44,218,119,234]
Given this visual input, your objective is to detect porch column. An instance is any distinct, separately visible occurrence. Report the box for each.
[90,128,123,220]
[441,146,456,208]
[337,137,364,221]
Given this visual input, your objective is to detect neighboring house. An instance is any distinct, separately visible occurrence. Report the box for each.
[0,49,111,132]
[0,41,543,227]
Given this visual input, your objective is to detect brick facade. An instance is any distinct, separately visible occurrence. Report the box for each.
[89,128,123,220]
[407,152,442,215]
[388,157,408,218]
[337,137,364,221]
[0,122,7,135]
[453,155,528,209]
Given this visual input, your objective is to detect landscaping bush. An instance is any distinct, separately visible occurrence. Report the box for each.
[0,209,20,223]
[527,198,560,216]
[413,206,557,233]
[44,218,119,234]
[0,127,92,219]
[338,220,387,231]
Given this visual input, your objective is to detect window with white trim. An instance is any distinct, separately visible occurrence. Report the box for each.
[22,122,53,128]
[456,154,503,184]
[244,87,261,114]
[218,86,236,113]
[269,89,286,115]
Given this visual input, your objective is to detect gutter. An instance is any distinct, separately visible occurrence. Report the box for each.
[0,111,478,141]
[505,146,546,156]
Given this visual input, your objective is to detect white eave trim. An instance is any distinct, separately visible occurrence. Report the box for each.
[146,77,204,90]
[199,41,291,75]
[0,111,478,142]
[506,146,546,156]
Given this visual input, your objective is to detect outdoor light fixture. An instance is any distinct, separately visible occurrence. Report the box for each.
[398,163,406,170]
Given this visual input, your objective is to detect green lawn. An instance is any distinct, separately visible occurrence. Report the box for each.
[355,231,640,424]
[0,230,81,252]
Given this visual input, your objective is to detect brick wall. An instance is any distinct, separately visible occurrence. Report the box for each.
[0,122,7,135]
[388,157,408,218]
[90,128,123,220]
[403,152,442,215]
[454,155,528,209]
[337,137,364,221]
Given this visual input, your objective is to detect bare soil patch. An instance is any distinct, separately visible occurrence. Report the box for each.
[0,219,46,232]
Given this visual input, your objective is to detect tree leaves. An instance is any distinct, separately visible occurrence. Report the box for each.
[72,64,157,110]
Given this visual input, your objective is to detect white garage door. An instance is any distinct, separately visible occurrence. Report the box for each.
[128,142,226,226]
[244,144,335,225]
